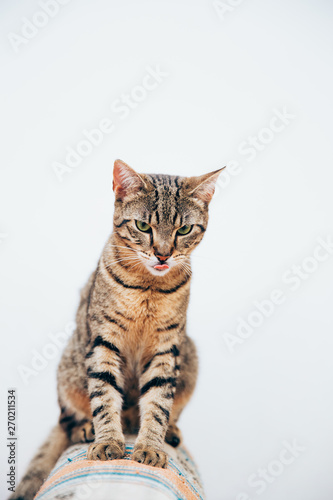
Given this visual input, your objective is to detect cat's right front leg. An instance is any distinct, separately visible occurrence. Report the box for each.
[85,335,125,461]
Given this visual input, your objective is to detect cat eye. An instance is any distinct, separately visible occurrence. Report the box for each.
[135,220,151,232]
[177,225,193,235]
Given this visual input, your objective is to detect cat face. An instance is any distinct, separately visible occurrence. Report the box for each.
[112,160,223,276]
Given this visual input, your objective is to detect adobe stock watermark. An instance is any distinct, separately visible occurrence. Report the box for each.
[223,235,333,353]
[52,65,169,182]
[7,0,72,53]
[214,107,295,195]
[17,321,75,385]
[235,439,306,499]
[213,0,246,21]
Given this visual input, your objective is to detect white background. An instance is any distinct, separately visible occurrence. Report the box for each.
[1,1,333,499]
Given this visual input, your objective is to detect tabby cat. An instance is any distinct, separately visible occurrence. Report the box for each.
[11,159,222,500]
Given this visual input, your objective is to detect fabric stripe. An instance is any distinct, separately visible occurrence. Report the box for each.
[35,458,201,500]
[39,440,204,500]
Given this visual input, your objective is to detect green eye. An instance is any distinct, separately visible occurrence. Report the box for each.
[177,225,192,235]
[135,220,151,232]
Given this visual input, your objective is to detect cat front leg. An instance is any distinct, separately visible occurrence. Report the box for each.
[85,334,126,460]
[165,335,198,447]
[132,343,180,467]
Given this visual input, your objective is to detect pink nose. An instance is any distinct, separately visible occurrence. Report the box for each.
[156,255,169,262]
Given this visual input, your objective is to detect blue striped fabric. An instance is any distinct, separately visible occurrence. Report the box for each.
[34,437,204,500]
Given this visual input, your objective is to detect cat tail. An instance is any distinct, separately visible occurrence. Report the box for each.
[9,423,70,500]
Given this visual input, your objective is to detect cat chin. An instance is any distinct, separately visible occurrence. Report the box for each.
[146,266,171,277]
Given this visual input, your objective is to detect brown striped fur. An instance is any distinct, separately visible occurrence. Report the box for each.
[10,160,223,499]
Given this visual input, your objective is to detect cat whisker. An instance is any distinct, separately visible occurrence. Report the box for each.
[108,244,137,252]
[180,261,192,277]
[105,255,144,269]
[107,254,140,263]
[127,260,145,272]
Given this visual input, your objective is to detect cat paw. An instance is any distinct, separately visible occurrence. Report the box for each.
[71,420,94,443]
[132,444,168,468]
[87,440,125,461]
[165,423,182,447]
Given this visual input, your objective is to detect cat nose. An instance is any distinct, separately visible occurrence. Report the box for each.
[155,254,170,262]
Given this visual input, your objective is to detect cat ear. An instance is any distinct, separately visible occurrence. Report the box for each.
[187,167,225,203]
[113,159,146,200]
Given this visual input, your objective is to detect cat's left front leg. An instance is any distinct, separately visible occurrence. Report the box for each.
[85,334,126,461]
[132,345,179,468]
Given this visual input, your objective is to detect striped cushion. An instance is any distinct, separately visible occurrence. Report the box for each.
[34,436,204,500]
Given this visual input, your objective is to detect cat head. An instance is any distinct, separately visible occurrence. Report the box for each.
[112,159,223,277]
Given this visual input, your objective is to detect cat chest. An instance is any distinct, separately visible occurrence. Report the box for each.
[116,291,178,334]
[105,291,184,374]
[120,314,173,376]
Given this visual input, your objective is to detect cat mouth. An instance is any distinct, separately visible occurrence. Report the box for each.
[147,261,171,276]
[153,264,169,271]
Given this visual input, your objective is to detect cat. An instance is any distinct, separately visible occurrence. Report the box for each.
[11,159,223,500]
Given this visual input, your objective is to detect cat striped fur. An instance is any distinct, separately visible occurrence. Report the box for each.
[10,159,223,499]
